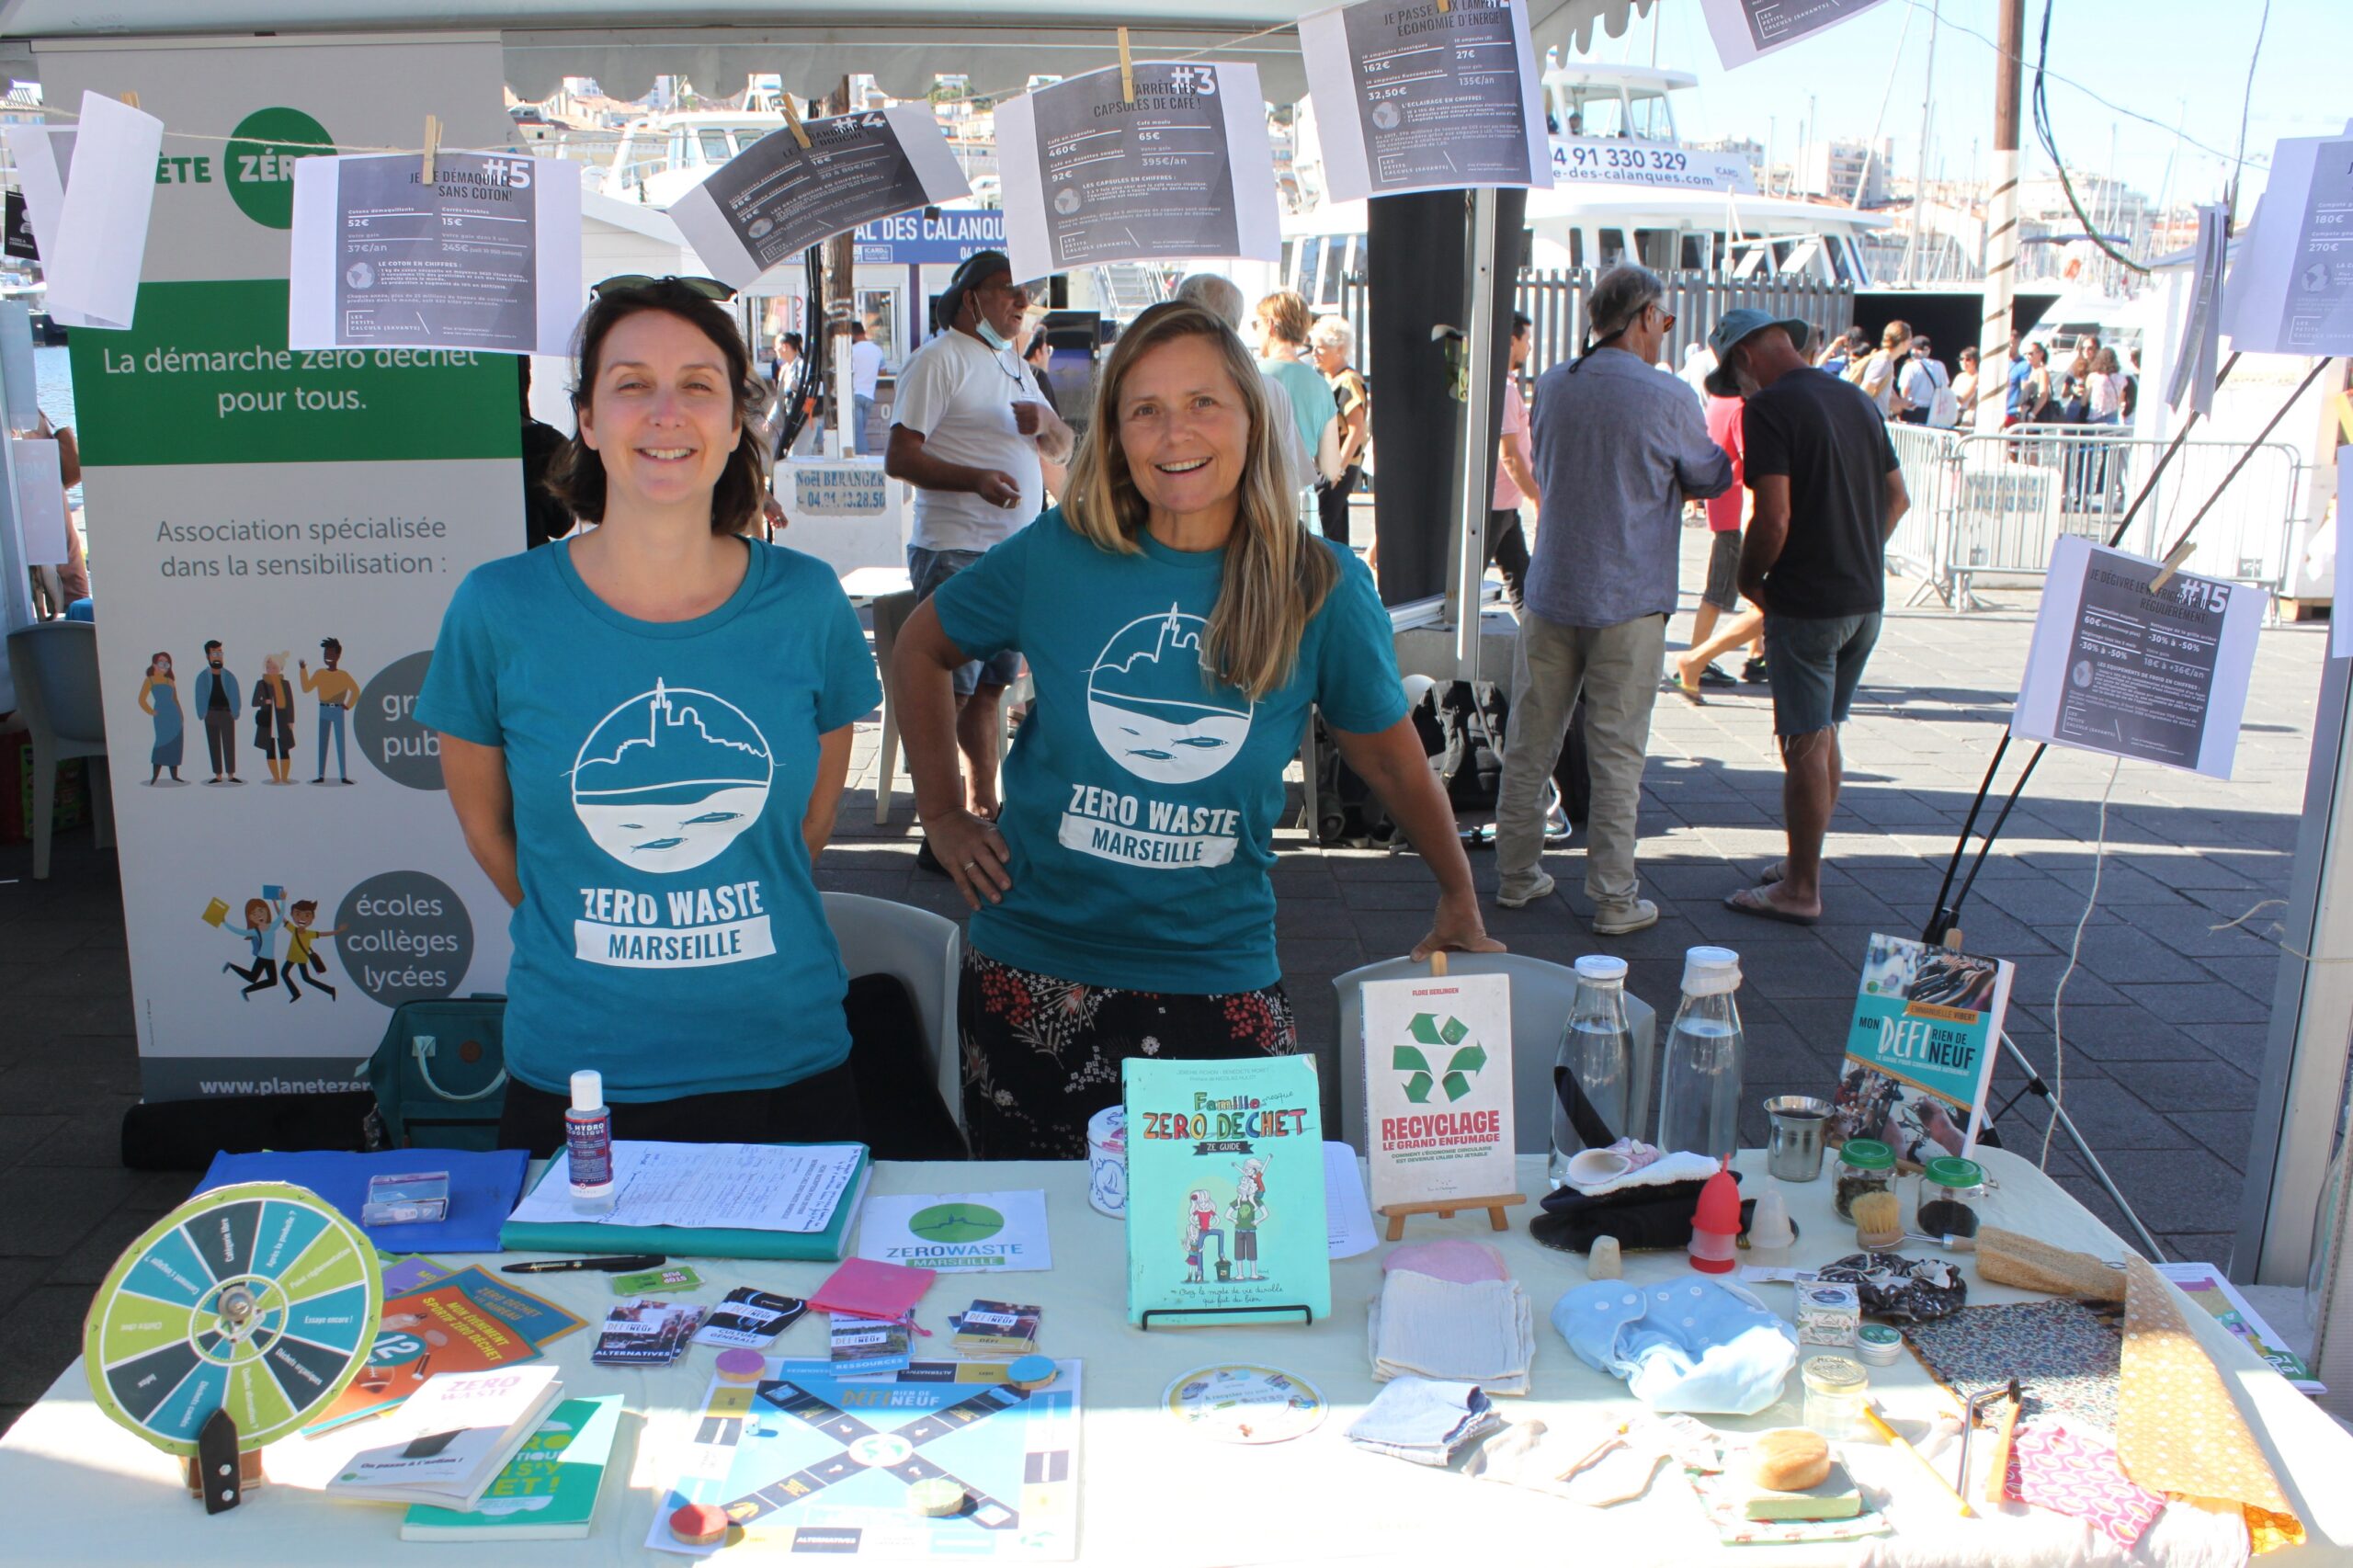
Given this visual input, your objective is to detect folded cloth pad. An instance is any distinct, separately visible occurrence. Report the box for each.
[1555,1275,1797,1415]
[1370,1268,1535,1394]
[1346,1377,1502,1467]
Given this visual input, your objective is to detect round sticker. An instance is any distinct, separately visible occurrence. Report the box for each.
[1163,1364,1326,1445]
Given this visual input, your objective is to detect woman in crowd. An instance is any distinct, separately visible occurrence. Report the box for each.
[252,652,295,785]
[418,278,880,1156]
[1309,313,1370,548]
[1253,289,1342,524]
[894,301,1500,1159]
[136,651,184,785]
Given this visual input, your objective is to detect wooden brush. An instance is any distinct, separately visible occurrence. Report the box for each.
[1852,1190,1903,1249]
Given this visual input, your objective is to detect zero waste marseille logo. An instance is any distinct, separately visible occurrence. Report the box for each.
[906,1201,1006,1244]
[1393,1013,1485,1104]
[225,107,333,229]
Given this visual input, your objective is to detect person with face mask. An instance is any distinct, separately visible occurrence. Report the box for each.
[1702,309,1909,927]
[886,251,1076,834]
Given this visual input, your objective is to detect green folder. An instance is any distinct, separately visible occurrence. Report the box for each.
[496,1147,872,1261]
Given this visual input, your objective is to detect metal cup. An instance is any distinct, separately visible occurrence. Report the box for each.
[1765,1095,1832,1181]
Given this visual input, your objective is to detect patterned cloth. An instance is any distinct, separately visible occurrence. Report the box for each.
[956,947,1296,1159]
[2005,1423,2166,1549]
[2118,1254,2303,1553]
[1816,1251,1968,1324]
[1903,1300,2120,1429]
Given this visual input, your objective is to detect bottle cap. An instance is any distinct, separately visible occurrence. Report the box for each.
[570,1070,603,1115]
[1681,945,1742,994]
[1839,1138,1894,1171]
[1574,954,1629,983]
[1920,1155,1984,1190]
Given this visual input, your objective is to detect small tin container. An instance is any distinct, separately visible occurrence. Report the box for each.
[1856,1323,1904,1366]
[1802,1355,1870,1440]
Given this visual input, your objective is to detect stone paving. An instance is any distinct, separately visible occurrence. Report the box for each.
[0,529,2325,1434]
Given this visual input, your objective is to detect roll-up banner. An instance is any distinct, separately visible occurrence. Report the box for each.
[35,36,523,1099]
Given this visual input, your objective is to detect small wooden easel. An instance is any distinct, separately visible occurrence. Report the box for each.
[1371,950,1528,1242]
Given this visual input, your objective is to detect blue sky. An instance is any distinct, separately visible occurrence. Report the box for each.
[1610,0,2349,210]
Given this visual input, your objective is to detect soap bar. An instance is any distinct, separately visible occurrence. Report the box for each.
[1795,1281,1859,1349]
[1741,1460,1862,1521]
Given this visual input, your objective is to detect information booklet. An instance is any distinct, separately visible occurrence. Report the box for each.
[326,1365,563,1509]
[1122,1054,1330,1326]
[402,1393,625,1541]
[303,1266,583,1435]
[2154,1262,2325,1395]
[1359,971,1518,1214]
[1831,935,2014,1164]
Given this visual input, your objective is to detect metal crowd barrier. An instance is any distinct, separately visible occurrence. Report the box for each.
[1884,423,2306,612]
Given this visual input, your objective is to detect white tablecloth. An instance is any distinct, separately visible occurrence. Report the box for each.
[5,1150,2347,1566]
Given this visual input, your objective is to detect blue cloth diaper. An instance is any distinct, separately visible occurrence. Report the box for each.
[1552,1274,1798,1415]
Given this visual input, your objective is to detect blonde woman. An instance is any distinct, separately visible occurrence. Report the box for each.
[895,300,1499,1158]
[252,651,296,784]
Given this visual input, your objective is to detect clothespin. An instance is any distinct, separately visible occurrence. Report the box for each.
[1430,950,1449,977]
[118,91,140,110]
[1437,0,1450,13]
[2146,537,2196,593]
[1117,27,1135,106]
[420,114,441,184]
[1940,928,1963,951]
[780,94,811,151]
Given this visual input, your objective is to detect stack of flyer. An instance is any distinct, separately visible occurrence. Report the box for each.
[326,1366,564,1511]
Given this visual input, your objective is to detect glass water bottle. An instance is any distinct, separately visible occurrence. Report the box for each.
[1550,955,1634,1187]
[1655,946,1745,1162]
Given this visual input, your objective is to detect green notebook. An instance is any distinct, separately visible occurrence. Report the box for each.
[497,1146,872,1261]
[400,1394,623,1541]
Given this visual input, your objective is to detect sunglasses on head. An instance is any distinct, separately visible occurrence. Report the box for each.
[592,273,737,302]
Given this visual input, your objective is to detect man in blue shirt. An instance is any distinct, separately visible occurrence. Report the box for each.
[1494,266,1733,935]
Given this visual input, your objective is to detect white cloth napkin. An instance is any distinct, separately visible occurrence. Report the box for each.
[1370,1269,1535,1394]
[1345,1377,1502,1467]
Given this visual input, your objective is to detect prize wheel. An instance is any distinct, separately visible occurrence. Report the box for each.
[83,1182,381,1457]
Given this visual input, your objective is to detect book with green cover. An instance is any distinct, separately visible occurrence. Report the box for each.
[1122,1053,1329,1326]
[400,1394,624,1541]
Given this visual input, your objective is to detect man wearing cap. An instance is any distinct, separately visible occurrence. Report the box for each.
[1704,308,1909,925]
[299,637,358,785]
[1492,264,1732,937]
[887,251,1074,828]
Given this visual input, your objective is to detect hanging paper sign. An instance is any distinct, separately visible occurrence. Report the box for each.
[1698,0,1896,69]
[2335,450,2353,660]
[1548,134,1756,195]
[997,62,1280,278]
[17,93,164,331]
[2165,202,2227,416]
[668,105,971,291]
[1358,972,1516,1213]
[288,151,582,355]
[2013,535,2262,778]
[2222,136,2353,358]
[1298,0,1551,204]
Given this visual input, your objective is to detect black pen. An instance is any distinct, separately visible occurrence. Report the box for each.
[500,1254,667,1275]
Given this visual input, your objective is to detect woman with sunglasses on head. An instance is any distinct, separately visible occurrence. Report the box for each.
[415,277,881,1155]
[894,300,1501,1160]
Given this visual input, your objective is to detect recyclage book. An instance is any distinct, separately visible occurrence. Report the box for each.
[1122,1054,1330,1326]
[1359,971,1517,1212]
[402,1393,624,1540]
[1833,935,2014,1163]
[303,1265,584,1434]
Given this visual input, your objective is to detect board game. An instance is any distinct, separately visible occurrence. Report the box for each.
[652,1359,1082,1560]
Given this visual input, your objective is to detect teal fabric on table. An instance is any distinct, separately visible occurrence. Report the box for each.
[931,510,1407,992]
[415,539,881,1102]
[1553,1274,1799,1415]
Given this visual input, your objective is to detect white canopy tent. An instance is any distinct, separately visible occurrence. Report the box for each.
[0,0,1654,101]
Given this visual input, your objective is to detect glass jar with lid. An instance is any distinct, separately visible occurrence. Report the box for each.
[1802,1355,1870,1439]
[1915,1155,1988,1246]
[1831,1138,1895,1221]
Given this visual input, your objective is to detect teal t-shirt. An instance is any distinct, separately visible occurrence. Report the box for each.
[1262,356,1339,478]
[932,511,1407,993]
[415,539,881,1101]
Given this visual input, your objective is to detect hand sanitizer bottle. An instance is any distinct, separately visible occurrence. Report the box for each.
[566,1069,614,1211]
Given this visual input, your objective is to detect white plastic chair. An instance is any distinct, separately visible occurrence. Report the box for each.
[869,589,1032,826]
[1333,952,1657,1156]
[6,621,113,880]
[822,890,961,1130]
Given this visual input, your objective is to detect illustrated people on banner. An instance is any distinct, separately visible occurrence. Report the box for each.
[1183,1210,1207,1283]
[301,637,358,785]
[219,893,282,998]
[195,638,243,785]
[252,651,297,785]
[1226,1160,1267,1281]
[136,651,185,785]
[278,897,344,1003]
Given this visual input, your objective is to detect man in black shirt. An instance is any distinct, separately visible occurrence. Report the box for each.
[1704,310,1909,924]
